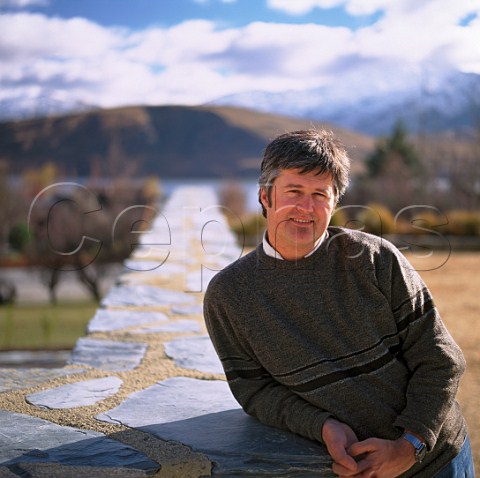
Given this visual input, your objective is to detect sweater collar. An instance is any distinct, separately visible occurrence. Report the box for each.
[262,231,326,260]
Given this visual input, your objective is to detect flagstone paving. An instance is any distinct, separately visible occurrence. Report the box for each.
[0,368,84,393]
[132,320,201,334]
[68,338,148,372]
[164,336,223,374]
[101,285,196,308]
[26,377,123,409]
[0,186,333,477]
[87,309,170,333]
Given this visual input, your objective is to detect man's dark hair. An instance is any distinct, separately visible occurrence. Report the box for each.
[258,129,350,217]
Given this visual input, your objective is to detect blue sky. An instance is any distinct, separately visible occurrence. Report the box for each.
[0,0,479,111]
[15,0,383,30]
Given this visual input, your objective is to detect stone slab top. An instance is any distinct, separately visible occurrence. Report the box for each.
[97,377,334,477]
[26,376,123,409]
[68,338,148,371]
[0,410,159,475]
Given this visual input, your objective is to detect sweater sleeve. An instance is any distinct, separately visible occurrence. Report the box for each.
[204,276,333,445]
[376,244,466,450]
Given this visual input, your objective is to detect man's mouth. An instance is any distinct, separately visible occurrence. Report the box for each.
[290,218,314,225]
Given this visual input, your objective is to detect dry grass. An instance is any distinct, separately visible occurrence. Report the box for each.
[407,251,480,474]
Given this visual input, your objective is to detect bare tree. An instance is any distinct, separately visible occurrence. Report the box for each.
[26,179,159,303]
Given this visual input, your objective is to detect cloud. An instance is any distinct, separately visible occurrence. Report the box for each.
[267,0,479,19]
[266,0,345,16]
[265,0,391,16]
[352,0,480,68]
[0,0,49,7]
[208,21,353,81]
[0,0,479,112]
[0,13,124,62]
[126,20,238,66]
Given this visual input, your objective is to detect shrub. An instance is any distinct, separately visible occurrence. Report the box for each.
[445,210,480,236]
[8,223,32,252]
[330,207,350,228]
[354,203,396,236]
[395,208,449,235]
[229,213,266,247]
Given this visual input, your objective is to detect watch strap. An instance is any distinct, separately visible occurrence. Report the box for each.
[402,432,427,463]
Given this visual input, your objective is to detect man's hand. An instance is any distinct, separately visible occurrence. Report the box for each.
[322,418,359,475]
[333,436,417,478]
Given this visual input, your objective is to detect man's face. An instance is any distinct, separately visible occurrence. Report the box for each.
[260,168,336,261]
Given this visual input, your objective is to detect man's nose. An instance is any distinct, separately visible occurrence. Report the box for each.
[296,195,314,212]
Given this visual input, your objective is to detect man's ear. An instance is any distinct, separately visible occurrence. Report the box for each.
[259,187,270,211]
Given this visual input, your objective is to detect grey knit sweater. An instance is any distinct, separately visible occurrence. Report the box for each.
[204,227,467,477]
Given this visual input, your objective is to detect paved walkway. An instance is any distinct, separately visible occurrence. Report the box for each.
[0,187,333,477]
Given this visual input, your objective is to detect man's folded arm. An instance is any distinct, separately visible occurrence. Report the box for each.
[225,359,333,444]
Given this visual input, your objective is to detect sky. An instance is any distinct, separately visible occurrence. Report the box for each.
[0,0,479,111]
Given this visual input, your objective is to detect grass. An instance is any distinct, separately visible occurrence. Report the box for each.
[0,301,97,350]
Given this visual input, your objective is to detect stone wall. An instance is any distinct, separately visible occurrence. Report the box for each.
[0,187,333,477]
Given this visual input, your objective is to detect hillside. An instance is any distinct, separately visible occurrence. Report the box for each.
[0,105,374,179]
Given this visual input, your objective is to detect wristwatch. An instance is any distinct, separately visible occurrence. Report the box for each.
[402,432,427,463]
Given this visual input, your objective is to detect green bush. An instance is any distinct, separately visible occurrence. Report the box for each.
[8,223,32,252]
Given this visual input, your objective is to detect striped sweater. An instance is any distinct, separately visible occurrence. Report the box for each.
[204,227,467,477]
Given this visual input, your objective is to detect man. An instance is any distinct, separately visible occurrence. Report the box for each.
[204,130,474,477]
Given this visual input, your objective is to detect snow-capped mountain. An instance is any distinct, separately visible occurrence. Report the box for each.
[1,68,478,136]
[212,69,480,136]
[0,95,97,122]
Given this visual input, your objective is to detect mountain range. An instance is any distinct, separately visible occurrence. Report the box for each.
[1,69,478,138]
[0,105,374,179]
[211,69,480,136]
[1,66,477,180]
